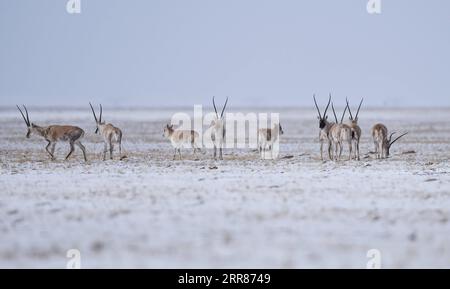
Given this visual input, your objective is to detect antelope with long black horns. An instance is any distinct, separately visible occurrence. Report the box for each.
[89,103,123,161]
[329,102,352,161]
[210,96,228,160]
[346,98,363,160]
[313,94,333,161]
[16,105,87,161]
[372,124,408,159]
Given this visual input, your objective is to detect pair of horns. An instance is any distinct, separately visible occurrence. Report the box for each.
[89,102,103,123]
[313,93,331,120]
[346,98,364,120]
[388,132,408,148]
[17,105,30,127]
[331,101,348,124]
[212,96,228,119]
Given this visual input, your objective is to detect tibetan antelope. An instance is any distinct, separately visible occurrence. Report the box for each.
[210,96,228,160]
[16,105,87,161]
[372,124,408,159]
[163,124,201,160]
[329,102,352,161]
[258,123,284,159]
[89,103,123,161]
[346,98,363,160]
[313,94,333,161]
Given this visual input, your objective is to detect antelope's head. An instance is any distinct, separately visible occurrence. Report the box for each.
[211,96,228,127]
[385,132,408,157]
[89,102,105,134]
[163,124,174,138]
[346,98,363,125]
[313,94,331,129]
[16,105,33,138]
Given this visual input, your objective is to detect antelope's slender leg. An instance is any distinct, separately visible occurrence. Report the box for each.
[118,134,122,157]
[109,141,114,160]
[356,140,360,160]
[335,142,340,161]
[213,145,217,160]
[75,141,87,162]
[191,139,196,155]
[45,141,55,160]
[50,142,56,159]
[65,141,75,160]
[379,142,384,159]
[103,142,108,161]
[374,142,379,159]
[320,142,323,161]
[348,141,352,161]
[328,141,332,161]
[219,147,223,160]
[173,148,177,160]
[178,148,182,160]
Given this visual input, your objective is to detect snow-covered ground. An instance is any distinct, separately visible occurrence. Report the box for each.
[0,107,449,268]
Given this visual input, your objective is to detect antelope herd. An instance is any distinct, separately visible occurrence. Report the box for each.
[16,96,408,162]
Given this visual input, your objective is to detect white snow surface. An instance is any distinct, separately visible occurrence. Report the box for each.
[0,107,449,268]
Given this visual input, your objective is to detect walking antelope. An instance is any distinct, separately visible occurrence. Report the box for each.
[16,105,87,161]
[258,123,284,159]
[89,103,123,161]
[329,102,352,161]
[372,124,408,159]
[313,94,333,161]
[163,124,201,160]
[210,96,228,160]
[346,98,363,160]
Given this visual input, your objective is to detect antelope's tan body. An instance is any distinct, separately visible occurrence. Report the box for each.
[258,123,284,159]
[210,96,228,160]
[372,123,389,159]
[164,125,200,160]
[17,105,87,161]
[89,103,123,161]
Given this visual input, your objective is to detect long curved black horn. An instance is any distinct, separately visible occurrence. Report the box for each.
[388,132,396,142]
[17,105,29,126]
[99,104,103,123]
[23,105,30,125]
[389,132,408,148]
[212,96,218,118]
[346,98,353,120]
[355,98,363,119]
[313,94,322,118]
[340,103,348,124]
[89,102,98,123]
[220,97,228,118]
[331,102,338,123]
[323,93,332,117]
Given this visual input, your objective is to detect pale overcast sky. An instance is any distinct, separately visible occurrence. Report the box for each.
[0,0,449,107]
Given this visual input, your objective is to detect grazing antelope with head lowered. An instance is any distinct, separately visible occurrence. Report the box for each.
[163,124,201,160]
[210,96,228,160]
[329,102,352,161]
[345,98,363,160]
[89,103,123,161]
[313,94,333,161]
[258,123,284,159]
[372,124,408,159]
[16,105,87,161]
